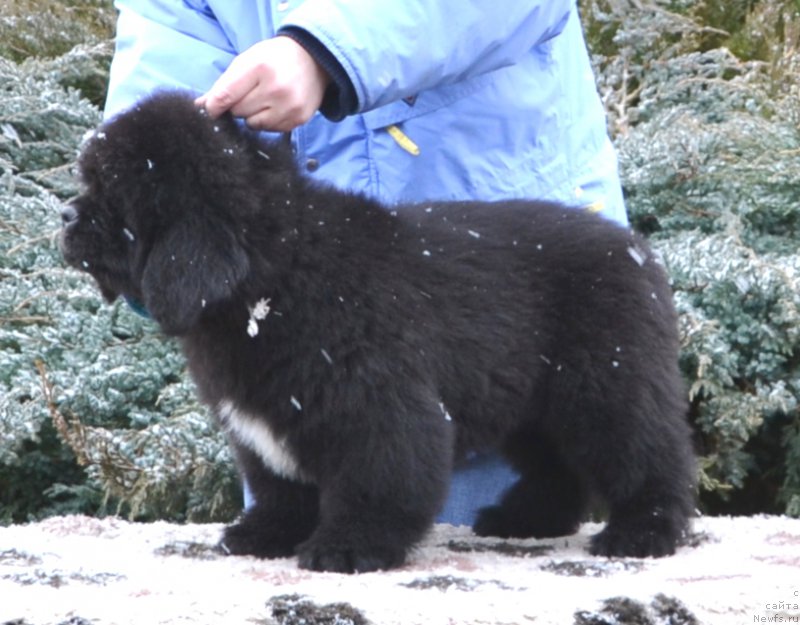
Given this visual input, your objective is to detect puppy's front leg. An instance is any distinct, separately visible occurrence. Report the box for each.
[221,444,319,558]
[296,400,453,573]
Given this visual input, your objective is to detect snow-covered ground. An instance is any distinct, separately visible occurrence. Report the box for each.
[0,515,797,624]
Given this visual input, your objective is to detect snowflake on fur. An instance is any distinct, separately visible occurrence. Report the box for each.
[246,298,271,337]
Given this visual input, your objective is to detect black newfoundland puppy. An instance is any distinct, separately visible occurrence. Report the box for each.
[61,91,695,573]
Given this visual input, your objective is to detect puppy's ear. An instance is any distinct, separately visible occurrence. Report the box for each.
[141,217,249,335]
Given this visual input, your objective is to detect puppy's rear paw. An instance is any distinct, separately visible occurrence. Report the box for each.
[474,505,580,539]
[296,537,406,573]
[473,505,519,538]
[589,520,682,558]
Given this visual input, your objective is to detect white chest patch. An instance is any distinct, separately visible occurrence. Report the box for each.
[217,399,307,482]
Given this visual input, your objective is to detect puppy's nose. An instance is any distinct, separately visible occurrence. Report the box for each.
[61,204,78,226]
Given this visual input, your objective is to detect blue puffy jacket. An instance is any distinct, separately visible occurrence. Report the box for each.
[105,0,626,225]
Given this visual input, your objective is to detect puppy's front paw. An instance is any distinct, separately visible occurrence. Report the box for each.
[220,519,305,558]
[296,536,406,573]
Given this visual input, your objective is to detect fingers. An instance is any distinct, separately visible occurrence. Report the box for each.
[204,69,261,119]
[195,90,306,133]
[195,37,331,132]
[194,54,261,118]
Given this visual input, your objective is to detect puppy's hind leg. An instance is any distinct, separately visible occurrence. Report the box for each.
[473,433,589,539]
[576,382,696,558]
[221,444,319,559]
[589,472,694,558]
[587,412,696,558]
[296,393,453,573]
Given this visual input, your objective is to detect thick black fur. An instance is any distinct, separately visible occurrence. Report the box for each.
[61,91,696,573]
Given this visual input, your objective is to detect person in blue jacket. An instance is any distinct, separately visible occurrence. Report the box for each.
[104,0,628,526]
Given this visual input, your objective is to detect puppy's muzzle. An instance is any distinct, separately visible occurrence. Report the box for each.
[59,203,81,264]
[61,204,79,228]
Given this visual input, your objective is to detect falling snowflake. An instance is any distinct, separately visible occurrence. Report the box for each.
[627,245,647,267]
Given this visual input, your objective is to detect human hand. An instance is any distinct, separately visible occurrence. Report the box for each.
[195,36,330,132]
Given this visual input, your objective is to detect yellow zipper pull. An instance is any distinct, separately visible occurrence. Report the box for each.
[386,124,420,156]
[585,200,605,214]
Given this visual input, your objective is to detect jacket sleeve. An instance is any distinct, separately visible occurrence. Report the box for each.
[278,0,576,114]
[104,0,237,118]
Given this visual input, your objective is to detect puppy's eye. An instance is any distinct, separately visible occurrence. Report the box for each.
[122,227,136,243]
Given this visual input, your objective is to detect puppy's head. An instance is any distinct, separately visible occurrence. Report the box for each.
[61,91,270,335]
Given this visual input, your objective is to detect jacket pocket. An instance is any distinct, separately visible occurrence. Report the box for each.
[361,73,493,130]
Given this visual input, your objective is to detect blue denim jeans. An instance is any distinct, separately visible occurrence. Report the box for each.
[435,452,518,525]
[242,452,518,527]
